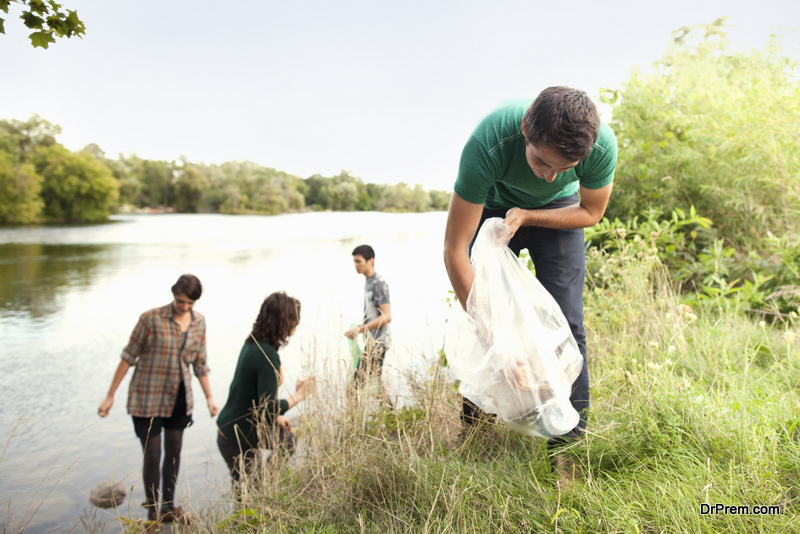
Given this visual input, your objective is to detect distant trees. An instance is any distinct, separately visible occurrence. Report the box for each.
[0,115,117,223]
[173,165,208,213]
[0,116,452,223]
[0,152,42,223]
[300,171,451,213]
[35,145,118,222]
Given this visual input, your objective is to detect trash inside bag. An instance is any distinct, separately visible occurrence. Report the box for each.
[445,218,583,438]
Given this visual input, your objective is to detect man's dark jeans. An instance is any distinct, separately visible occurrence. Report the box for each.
[460,194,589,449]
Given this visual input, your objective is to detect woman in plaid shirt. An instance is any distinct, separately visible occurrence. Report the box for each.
[98,274,218,525]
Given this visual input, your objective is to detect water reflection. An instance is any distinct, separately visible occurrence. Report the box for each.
[0,244,109,319]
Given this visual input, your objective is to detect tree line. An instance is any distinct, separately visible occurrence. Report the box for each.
[0,117,452,223]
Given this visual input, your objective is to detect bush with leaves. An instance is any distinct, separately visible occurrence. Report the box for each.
[586,208,800,322]
[602,19,800,249]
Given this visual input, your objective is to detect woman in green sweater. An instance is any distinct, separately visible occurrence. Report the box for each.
[216,291,315,481]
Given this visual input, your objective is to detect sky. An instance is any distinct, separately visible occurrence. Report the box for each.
[1,0,798,190]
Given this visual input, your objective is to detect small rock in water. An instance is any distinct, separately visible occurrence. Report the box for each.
[89,480,127,508]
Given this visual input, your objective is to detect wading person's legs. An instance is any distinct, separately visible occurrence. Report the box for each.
[160,428,184,517]
[134,418,163,521]
[158,381,192,521]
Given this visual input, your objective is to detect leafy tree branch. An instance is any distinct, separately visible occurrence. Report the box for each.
[0,0,85,49]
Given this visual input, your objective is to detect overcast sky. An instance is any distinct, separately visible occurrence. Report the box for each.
[2,0,798,190]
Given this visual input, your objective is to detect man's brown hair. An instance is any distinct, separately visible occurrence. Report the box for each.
[522,86,600,162]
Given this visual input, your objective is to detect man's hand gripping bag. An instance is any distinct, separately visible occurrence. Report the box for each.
[446,218,582,438]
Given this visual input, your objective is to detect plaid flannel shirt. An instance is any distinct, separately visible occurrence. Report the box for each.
[121,304,209,418]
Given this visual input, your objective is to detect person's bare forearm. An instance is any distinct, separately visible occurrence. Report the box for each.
[516,203,602,229]
[443,246,474,311]
[284,377,315,410]
[359,314,391,334]
[197,374,219,416]
[284,391,304,410]
[105,360,131,398]
[197,374,213,400]
[505,185,612,232]
[99,360,131,416]
[442,191,485,311]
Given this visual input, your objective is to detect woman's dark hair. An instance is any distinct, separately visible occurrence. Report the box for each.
[172,274,203,300]
[247,291,301,349]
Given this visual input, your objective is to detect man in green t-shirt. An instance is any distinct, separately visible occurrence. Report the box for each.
[444,86,617,483]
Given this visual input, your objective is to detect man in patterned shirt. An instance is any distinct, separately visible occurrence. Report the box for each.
[344,244,392,396]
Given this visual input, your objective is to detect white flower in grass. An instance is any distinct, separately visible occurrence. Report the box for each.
[667,345,677,353]
[649,341,659,349]
[759,321,766,328]
[784,331,797,346]
[678,304,692,316]
[686,313,698,323]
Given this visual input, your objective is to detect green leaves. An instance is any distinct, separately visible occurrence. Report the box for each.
[20,10,43,28]
[29,29,55,48]
[604,20,800,249]
[0,0,8,34]
[0,0,85,48]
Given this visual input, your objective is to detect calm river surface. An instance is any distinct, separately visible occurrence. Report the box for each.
[0,212,452,533]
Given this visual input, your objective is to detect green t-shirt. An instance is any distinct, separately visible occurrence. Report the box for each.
[217,338,290,446]
[454,98,618,210]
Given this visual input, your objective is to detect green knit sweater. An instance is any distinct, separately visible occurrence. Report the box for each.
[216,338,289,446]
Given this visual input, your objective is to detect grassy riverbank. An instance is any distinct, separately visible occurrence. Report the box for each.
[113,248,800,534]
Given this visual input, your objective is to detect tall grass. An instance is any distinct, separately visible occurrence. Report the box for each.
[132,243,800,533]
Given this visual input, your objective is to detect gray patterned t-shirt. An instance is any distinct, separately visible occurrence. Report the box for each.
[363,273,391,348]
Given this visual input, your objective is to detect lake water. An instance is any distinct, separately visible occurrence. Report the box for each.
[0,212,452,533]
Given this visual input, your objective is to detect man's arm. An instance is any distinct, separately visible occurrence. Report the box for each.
[443,192,485,311]
[503,183,613,234]
[344,303,392,339]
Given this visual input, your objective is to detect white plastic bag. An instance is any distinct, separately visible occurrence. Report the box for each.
[445,218,583,438]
